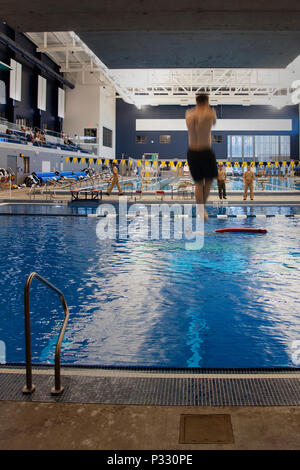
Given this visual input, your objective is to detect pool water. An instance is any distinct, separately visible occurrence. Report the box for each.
[0,203,298,217]
[102,176,300,192]
[0,205,300,368]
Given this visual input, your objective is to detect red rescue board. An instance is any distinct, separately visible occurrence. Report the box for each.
[215,228,267,234]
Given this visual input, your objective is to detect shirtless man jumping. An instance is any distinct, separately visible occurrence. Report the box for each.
[185,94,218,220]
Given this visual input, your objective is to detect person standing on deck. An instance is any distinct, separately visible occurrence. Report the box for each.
[243,164,255,200]
[185,94,218,220]
[106,162,124,196]
[217,165,227,200]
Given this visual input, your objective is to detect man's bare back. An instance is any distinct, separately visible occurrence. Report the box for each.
[185,106,216,151]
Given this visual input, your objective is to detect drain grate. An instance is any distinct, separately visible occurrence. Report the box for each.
[1,372,300,406]
[179,414,234,444]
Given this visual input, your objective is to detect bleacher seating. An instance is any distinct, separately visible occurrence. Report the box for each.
[0,121,94,156]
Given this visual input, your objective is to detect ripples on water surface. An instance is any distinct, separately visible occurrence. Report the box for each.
[0,208,299,368]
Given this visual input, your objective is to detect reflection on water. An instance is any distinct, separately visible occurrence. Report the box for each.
[0,211,299,368]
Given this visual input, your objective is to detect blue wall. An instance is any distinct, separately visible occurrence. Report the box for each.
[0,23,62,131]
[116,100,299,160]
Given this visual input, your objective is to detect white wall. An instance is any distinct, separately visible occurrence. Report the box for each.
[63,84,100,139]
[63,84,116,158]
[136,118,293,132]
[99,87,116,158]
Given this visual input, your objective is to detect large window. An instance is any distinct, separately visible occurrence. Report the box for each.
[255,136,264,161]
[255,136,280,160]
[228,135,290,161]
[280,136,290,158]
[243,136,254,160]
[231,136,243,159]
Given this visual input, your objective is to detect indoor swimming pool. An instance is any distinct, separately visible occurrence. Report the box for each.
[0,204,300,369]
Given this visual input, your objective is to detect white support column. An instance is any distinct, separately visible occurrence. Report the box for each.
[43,32,47,49]
[63,84,100,146]
[99,86,116,159]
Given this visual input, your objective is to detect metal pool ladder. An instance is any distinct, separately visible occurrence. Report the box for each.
[22,272,70,396]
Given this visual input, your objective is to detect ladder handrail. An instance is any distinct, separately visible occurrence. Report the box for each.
[23,272,70,395]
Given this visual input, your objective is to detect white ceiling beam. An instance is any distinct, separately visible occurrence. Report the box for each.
[125,83,293,107]
[37,45,84,53]
[60,65,104,73]
[25,32,298,108]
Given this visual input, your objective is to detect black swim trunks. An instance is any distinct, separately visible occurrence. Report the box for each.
[187,148,218,182]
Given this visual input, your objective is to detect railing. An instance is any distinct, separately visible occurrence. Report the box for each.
[23,272,69,395]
